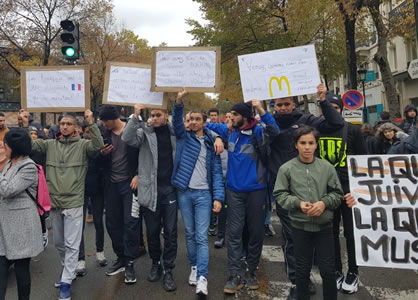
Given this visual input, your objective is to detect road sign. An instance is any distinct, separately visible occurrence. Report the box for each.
[342,90,364,110]
[343,109,363,124]
[408,58,418,79]
[365,71,376,82]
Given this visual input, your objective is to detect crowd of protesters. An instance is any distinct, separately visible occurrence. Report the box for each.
[0,87,417,300]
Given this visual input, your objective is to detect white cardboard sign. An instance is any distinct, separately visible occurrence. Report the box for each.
[347,154,418,270]
[104,63,164,106]
[238,45,321,102]
[21,66,89,112]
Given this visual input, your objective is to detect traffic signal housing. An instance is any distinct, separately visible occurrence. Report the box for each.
[60,20,79,60]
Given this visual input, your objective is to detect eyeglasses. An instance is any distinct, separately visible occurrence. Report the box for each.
[60,122,75,126]
[151,113,162,118]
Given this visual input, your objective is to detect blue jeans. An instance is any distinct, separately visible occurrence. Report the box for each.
[178,189,212,278]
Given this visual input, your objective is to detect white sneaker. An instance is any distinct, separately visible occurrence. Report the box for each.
[188,266,197,286]
[196,276,208,296]
[96,251,108,267]
[342,272,359,294]
[75,260,86,277]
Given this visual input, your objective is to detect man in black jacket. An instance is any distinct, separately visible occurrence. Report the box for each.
[318,93,367,295]
[398,104,417,135]
[99,105,140,284]
[269,84,345,300]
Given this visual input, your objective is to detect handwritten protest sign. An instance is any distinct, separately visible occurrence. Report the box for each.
[21,65,89,112]
[238,45,321,102]
[151,46,221,93]
[347,155,418,270]
[103,62,166,108]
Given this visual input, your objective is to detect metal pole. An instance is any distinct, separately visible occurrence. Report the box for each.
[362,80,368,124]
[415,0,418,42]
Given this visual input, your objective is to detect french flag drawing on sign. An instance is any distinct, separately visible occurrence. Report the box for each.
[71,84,82,91]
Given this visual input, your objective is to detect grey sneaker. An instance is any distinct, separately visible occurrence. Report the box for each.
[223,275,243,294]
[245,271,259,290]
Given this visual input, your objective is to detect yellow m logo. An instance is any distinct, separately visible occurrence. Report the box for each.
[269,76,291,98]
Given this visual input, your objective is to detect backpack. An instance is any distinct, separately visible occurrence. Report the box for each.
[25,164,51,217]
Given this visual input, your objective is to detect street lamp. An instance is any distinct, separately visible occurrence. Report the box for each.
[358,68,368,124]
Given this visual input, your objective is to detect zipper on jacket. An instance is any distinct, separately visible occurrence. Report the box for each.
[306,167,314,229]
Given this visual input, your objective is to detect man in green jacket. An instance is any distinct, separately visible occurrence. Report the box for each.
[19,109,103,300]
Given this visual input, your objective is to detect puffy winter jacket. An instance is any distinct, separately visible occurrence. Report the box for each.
[171,103,224,202]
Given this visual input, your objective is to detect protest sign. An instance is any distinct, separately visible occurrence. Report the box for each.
[103,62,166,108]
[347,154,418,270]
[21,65,89,112]
[238,45,321,102]
[151,46,221,93]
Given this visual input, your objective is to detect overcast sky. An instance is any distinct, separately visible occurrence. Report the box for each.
[112,0,206,47]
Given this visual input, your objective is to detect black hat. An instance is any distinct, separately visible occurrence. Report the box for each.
[99,105,119,121]
[231,102,253,120]
[4,128,32,156]
[326,92,343,111]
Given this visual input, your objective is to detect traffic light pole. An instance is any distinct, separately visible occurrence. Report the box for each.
[415,1,418,42]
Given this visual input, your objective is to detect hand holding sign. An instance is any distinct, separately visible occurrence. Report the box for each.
[176,88,188,104]
[18,109,30,127]
[84,109,94,124]
[344,193,357,208]
[134,103,146,118]
[251,99,266,116]
[317,83,327,102]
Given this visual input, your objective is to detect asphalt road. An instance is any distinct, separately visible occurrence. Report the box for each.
[5,213,418,300]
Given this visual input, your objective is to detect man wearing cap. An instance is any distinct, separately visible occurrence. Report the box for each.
[19,109,103,300]
[269,84,345,300]
[98,105,140,284]
[206,99,279,294]
[318,94,366,294]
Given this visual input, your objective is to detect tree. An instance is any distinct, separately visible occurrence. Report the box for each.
[188,0,348,102]
[364,0,400,118]
[335,0,364,90]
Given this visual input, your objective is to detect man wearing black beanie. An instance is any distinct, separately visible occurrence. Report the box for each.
[98,105,141,284]
[206,99,279,294]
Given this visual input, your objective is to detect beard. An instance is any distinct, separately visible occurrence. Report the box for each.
[232,119,244,128]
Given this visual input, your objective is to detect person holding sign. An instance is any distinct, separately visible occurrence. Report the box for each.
[172,90,224,296]
[206,99,279,294]
[318,93,367,294]
[274,126,344,300]
[20,109,104,300]
[122,104,179,292]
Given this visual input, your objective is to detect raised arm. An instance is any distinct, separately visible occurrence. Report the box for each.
[84,109,104,157]
[122,104,146,148]
[172,89,188,139]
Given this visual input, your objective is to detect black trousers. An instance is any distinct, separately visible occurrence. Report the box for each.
[105,179,140,263]
[226,188,266,274]
[79,193,105,260]
[0,256,31,300]
[142,199,178,270]
[293,227,336,300]
[216,203,227,239]
[333,181,357,274]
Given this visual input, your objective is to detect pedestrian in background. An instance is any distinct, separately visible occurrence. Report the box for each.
[0,129,43,300]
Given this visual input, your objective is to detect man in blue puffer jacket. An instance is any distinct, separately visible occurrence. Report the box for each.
[206,99,279,294]
[171,89,224,297]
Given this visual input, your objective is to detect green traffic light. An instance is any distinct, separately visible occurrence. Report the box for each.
[65,47,75,57]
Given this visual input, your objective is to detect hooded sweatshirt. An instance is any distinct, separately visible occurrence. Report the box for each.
[398,104,417,135]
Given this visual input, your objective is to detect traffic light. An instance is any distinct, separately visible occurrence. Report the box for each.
[60,20,79,60]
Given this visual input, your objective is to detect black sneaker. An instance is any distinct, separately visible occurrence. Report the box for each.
[147,261,163,282]
[163,270,176,292]
[287,285,297,300]
[124,261,136,284]
[244,271,259,290]
[223,275,243,294]
[264,224,274,236]
[208,224,216,236]
[105,258,125,276]
[214,237,225,249]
